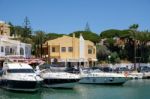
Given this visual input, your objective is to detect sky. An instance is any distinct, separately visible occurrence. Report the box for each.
[0,0,150,34]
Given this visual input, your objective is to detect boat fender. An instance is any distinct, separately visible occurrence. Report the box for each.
[124,71,128,77]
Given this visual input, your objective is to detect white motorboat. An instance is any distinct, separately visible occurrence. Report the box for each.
[79,68,129,85]
[130,72,150,79]
[0,59,43,92]
[128,72,143,79]
[40,69,80,89]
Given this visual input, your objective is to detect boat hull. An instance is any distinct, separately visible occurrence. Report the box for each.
[79,77,128,85]
[0,80,41,92]
[43,79,80,89]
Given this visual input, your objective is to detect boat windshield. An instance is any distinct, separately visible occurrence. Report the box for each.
[7,69,34,73]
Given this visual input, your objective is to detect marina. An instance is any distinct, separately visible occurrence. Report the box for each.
[0,79,150,99]
[1,0,150,98]
[1,57,150,92]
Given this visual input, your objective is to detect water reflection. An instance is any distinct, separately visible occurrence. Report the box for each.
[74,84,125,99]
[41,87,81,99]
[74,80,150,99]
[0,80,150,99]
[0,89,42,99]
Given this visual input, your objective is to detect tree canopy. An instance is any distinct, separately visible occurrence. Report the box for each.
[69,31,99,43]
[100,29,134,38]
[45,33,64,41]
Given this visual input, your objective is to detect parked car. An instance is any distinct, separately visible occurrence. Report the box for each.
[92,66,113,72]
[138,66,150,72]
[114,67,129,73]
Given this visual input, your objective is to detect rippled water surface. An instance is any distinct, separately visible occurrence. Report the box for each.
[0,80,150,99]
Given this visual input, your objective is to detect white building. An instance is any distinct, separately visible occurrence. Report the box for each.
[0,20,31,58]
[0,35,31,58]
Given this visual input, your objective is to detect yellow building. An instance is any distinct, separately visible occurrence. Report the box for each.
[43,34,97,67]
[0,21,10,36]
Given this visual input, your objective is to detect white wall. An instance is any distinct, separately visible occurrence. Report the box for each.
[79,34,85,58]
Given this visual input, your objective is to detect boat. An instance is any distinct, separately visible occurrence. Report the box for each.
[0,59,43,92]
[40,69,80,89]
[137,66,150,79]
[79,68,129,85]
[114,66,143,79]
[128,72,143,79]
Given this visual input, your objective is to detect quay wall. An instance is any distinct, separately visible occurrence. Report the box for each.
[98,63,150,69]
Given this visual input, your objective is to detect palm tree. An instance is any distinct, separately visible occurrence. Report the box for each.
[34,31,45,58]
[129,24,139,31]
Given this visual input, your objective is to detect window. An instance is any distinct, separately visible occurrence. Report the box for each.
[61,47,66,52]
[88,49,92,54]
[1,46,4,52]
[10,48,13,54]
[88,45,93,54]
[7,69,34,73]
[93,48,95,54]
[20,48,24,55]
[52,47,55,52]
[68,47,73,52]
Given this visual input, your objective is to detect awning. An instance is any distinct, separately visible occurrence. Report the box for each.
[51,58,88,62]
[88,58,97,61]
[66,58,88,62]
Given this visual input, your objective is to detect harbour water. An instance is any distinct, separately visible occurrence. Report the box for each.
[0,79,150,99]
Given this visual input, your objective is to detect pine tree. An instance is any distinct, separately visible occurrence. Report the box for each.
[85,22,91,32]
[129,24,139,31]
[23,16,32,38]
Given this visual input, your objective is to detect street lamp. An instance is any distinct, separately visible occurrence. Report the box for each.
[108,55,111,64]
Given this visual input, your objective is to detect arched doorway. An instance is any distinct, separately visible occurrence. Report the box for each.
[20,47,24,55]
[88,58,92,67]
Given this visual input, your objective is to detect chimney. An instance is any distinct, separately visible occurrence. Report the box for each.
[80,33,84,40]
[73,33,75,38]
